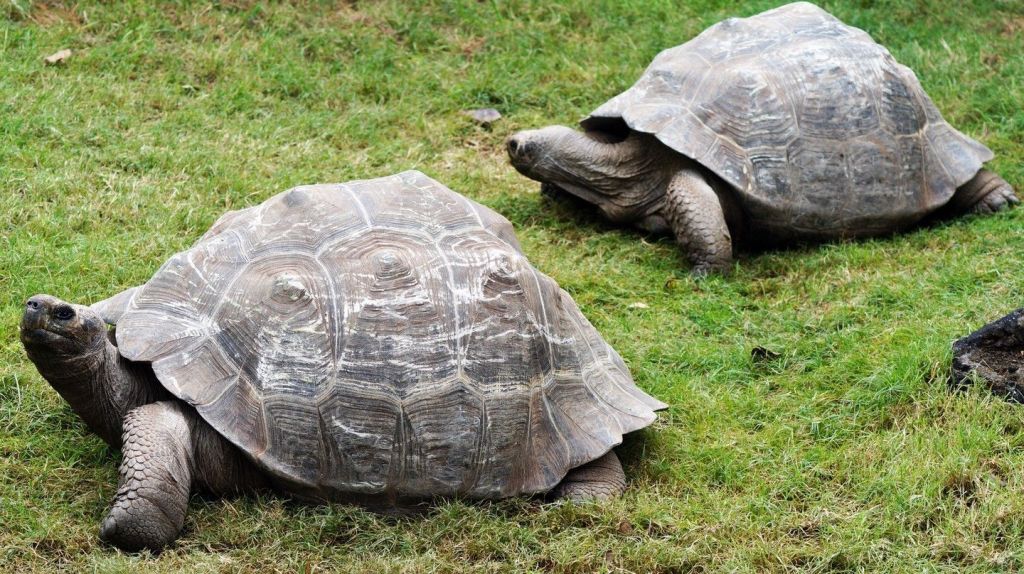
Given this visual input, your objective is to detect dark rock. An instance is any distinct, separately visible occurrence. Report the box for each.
[950,308,1024,403]
[751,346,781,363]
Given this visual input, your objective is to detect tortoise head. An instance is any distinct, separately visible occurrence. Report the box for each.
[20,294,107,360]
[506,121,673,223]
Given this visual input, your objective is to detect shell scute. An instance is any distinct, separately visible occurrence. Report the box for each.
[316,388,400,493]
[261,395,324,486]
[878,67,925,136]
[399,383,487,495]
[213,255,335,401]
[352,173,482,239]
[461,276,546,393]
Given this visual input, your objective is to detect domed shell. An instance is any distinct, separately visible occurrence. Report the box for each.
[582,2,993,236]
[114,171,665,499]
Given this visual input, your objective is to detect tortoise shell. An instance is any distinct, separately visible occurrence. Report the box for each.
[582,2,993,236]
[114,171,665,499]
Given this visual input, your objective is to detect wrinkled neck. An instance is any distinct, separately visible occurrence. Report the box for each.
[547,132,679,221]
[551,131,652,184]
[28,340,169,448]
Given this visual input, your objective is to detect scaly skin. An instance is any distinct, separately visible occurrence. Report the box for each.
[663,168,733,276]
[507,127,676,225]
[20,294,170,448]
[100,402,193,552]
[550,451,627,501]
[961,169,1018,215]
[507,127,741,276]
[99,401,267,552]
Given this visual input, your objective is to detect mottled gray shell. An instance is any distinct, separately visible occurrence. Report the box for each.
[582,2,993,235]
[113,171,665,499]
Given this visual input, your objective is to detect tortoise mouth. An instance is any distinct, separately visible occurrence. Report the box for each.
[20,306,81,349]
[20,309,52,337]
[20,327,69,347]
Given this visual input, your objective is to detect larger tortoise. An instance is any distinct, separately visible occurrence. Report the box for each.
[20,171,665,552]
[507,2,1017,275]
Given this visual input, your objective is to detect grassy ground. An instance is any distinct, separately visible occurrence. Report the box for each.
[2,0,1024,572]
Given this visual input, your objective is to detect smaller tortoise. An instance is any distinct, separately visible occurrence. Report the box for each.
[20,171,665,552]
[507,2,1017,275]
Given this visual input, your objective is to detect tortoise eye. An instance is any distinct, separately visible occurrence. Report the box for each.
[54,306,75,321]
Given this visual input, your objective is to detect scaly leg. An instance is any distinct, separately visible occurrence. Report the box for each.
[550,451,627,501]
[663,169,732,276]
[938,168,1019,217]
[100,401,194,552]
[962,169,1018,215]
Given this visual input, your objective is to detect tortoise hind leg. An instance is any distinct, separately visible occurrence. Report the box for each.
[550,451,627,501]
[100,401,194,552]
[953,169,1018,215]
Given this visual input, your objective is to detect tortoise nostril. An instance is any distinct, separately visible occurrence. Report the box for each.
[507,137,533,160]
[26,299,40,310]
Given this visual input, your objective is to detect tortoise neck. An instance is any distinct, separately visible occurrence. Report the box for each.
[29,339,169,448]
[558,132,681,222]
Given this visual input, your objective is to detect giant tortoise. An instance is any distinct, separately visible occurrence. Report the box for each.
[507,2,1016,275]
[20,171,665,551]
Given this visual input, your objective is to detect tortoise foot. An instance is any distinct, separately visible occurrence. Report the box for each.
[100,494,182,553]
[550,451,627,501]
[964,170,1018,215]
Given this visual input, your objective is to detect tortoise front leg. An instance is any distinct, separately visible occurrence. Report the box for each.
[663,168,733,276]
[550,451,627,501]
[100,401,194,552]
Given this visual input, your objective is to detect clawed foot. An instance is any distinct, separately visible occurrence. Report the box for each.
[99,490,185,552]
[963,169,1018,215]
[100,402,193,552]
[972,181,1019,214]
[690,260,731,278]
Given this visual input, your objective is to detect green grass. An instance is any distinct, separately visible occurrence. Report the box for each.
[2,0,1024,571]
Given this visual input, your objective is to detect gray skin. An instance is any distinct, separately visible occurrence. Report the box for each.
[507,126,1017,276]
[20,293,629,553]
